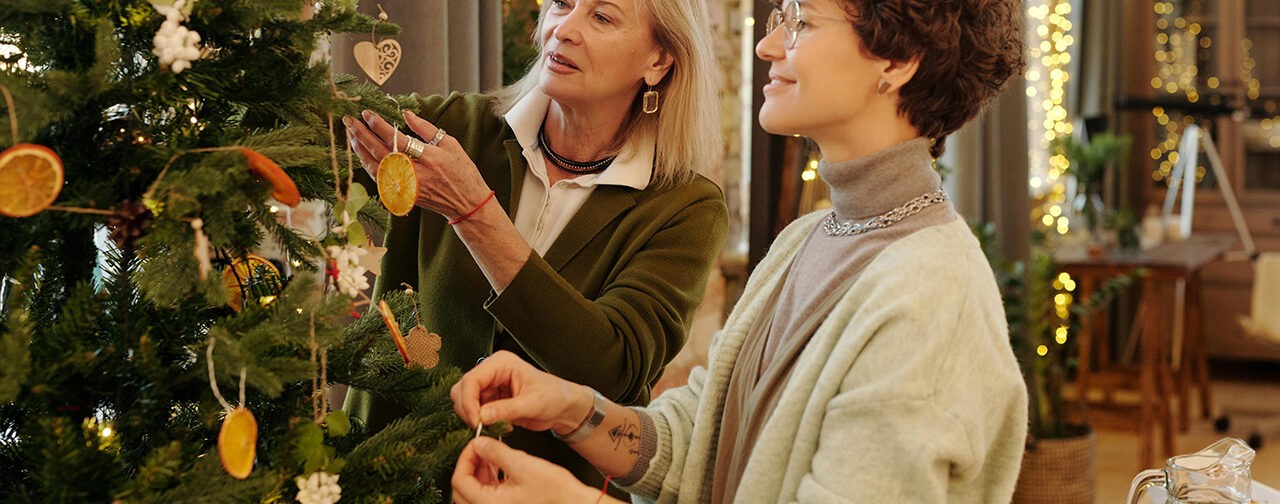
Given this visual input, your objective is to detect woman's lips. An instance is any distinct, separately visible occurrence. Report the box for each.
[547,52,580,73]
[763,73,795,93]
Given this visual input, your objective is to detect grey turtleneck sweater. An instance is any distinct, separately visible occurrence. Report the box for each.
[710,137,956,503]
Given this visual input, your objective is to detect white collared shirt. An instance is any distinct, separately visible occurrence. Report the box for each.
[502,90,655,256]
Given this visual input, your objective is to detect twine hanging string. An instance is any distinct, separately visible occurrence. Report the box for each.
[1,84,17,146]
[207,337,233,411]
[2,83,148,218]
[310,310,321,422]
[45,205,115,216]
[309,309,332,424]
[144,146,248,205]
[372,4,388,44]
[205,337,251,411]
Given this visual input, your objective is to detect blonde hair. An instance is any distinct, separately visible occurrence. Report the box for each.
[491,0,721,189]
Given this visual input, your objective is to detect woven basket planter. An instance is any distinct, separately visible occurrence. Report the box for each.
[1013,428,1097,504]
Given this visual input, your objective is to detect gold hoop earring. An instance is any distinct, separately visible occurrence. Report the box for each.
[877,80,891,95]
[642,85,659,114]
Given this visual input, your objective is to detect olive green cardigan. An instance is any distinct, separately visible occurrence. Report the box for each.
[346,92,727,487]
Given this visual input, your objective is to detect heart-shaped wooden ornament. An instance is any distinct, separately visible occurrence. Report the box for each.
[353,39,402,86]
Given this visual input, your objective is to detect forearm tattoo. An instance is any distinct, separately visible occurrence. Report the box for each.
[608,419,641,455]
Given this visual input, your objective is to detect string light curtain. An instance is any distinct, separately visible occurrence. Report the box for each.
[1025,0,1078,237]
[1023,0,1079,363]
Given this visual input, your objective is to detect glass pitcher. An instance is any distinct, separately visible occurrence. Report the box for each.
[1126,437,1255,504]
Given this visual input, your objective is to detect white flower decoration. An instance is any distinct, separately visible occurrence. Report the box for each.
[327,244,369,298]
[152,0,203,73]
[295,471,341,504]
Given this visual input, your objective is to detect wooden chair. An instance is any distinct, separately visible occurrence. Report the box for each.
[1214,252,1280,448]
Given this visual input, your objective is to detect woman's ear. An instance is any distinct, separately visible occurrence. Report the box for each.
[879,55,921,94]
[644,49,674,87]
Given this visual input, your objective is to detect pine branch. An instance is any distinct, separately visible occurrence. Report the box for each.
[1,2,468,500]
[0,296,33,404]
[0,0,76,16]
[148,453,281,504]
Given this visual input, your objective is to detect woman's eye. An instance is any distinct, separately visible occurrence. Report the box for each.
[551,0,569,9]
[593,12,611,24]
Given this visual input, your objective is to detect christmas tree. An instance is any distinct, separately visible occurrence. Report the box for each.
[0,1,472,502]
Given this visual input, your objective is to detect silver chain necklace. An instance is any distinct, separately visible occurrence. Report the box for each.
[821,188,949,237]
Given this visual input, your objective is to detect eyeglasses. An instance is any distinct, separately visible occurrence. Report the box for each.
[764,1,848,50]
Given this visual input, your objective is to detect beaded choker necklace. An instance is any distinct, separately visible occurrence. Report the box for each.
[537,125,616,175]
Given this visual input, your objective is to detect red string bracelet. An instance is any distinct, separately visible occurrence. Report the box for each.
[594,474,612,504]
[447,191,496,225]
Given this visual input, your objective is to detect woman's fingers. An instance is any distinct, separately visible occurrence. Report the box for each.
[452,438,592,504]
[359,110,412,152]
[451,351,558,428]
[342,116,386,177]
[451,440,486,503]
[349,136,381,177]
[470,437,521,471]
[452,438,517,503]
[402,110,457,150]
[478,396,542,427]
[452,373,483,428]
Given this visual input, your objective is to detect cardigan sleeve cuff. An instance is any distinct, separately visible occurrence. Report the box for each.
[612,406,675,498]
[613,409,658,487]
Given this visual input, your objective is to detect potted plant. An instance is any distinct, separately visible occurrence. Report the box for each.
[974,224,1134,503]
[1051,133,1132,245]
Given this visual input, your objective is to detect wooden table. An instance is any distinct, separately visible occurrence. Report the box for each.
[1057,234,1237,469]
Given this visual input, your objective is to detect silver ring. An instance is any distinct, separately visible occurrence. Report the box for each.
[428,127,447,146]
[404,136,426,160]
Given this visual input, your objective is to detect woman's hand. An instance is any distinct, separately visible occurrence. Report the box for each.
[450,351,595,436]
[343,109,532,291]
[343,109,491,221]
[452,437,616,504]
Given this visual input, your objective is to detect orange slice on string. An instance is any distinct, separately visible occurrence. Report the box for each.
[0,143,64,218]
[377,299,411,364]
[222,254,281,312]
[240,148,301,207]
[217,406,258,480]
[376,152,417,217]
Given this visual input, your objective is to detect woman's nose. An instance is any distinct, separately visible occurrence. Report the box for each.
[551,11,585,44]
[756,26,784,61]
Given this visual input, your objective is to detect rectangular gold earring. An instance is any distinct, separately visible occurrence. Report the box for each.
[643,88,659,114]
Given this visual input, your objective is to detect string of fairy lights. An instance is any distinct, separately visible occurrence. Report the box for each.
[1148,1,1280,181]
[1026,0,1075,239]
[1024,1,1279,360]
[1024,0,1076,358]
[1148,0,1213,185]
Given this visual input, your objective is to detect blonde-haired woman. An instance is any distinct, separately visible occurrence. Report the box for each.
[343,0,728,493]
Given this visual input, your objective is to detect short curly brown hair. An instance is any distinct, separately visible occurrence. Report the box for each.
[839,0,1025,157]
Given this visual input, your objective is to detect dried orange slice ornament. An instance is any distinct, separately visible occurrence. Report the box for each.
[240,148,301,207]
[377,299,411,364]
[376,152,417,217]
[222,254,281,312]
[0,143,64,218]
[218,406,258,480]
